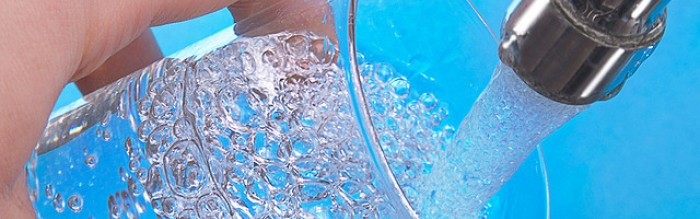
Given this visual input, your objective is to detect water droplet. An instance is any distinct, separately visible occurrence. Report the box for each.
[124,137,134,157]
[265,165,289,188]
[262,50,281,68]
[128,159,140,172]
[45,184,55,199]
[120,167,128,182]
[102,129,112,141]
[419,93,438,111]
[292,139,314,158]
[85,154,98,168]
[138,98,153,117]
[137,119,156,141]
[68,194,83,212]
[127,177,144,196]
[300,183,329,202]
[241,52,257,73]
[196,194,231,219]
[164,140,208,197]
[178,208,198,219]
[443,125,456,138]
[53,193,65,213]
[161,197,177,218]
[136,167,148,183]
[173,118,193,139]
[284,34,310,57]
[108,195,122,219]
[146,164,165,196]
[147,125,175,162]
[390,77,410,99]
[375,63,395,82]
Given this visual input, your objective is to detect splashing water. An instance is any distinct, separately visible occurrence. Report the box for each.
[419,63,588,217]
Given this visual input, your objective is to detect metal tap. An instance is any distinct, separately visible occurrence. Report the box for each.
[499,0,669,105]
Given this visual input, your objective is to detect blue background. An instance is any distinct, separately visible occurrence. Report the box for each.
[51,1,700,218]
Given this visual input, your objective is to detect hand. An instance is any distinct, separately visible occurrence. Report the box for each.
[0,0,335,217]
[0,1,234,217]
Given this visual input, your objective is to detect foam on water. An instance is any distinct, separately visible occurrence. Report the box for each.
[27,32,457,218]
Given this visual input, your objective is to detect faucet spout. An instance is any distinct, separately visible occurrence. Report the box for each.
[498,0,668,105]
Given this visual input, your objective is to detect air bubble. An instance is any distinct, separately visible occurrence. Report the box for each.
[162,197,178,218]
[375,63,395,82]
[128,177,144,196]
[178,208,198,219]
[119,167,128,182]
[128,159,140,172]
[196,194,231,219]
[108,195,121,219]
[85,154,98,168]
[68,194,83,212]
[164,140,208,197]
[102,129,112,141]
[390,77,410,99]
[419,93,438,111]
[45,184,55,199]
[262,50,281,68]
[53,193,65,213]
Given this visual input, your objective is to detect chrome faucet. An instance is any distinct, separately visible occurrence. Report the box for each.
[499,0,669,105]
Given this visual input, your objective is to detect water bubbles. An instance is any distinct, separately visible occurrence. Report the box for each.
[128,158,140,172]
[375,63,395,82]
[45,184,55,199]
[309,38,336,64]
[32,32,456,219]
[119,167,128,182]
[161,197,178,218]
[264,165,289,188]
[108,195,122,219]
[292,139,314,158]
[164,140,208,197]
[262,50,281,68]
[146,164,165,196]
[300,183,330,202]
[443,125,456,138]
[196,194,231,219]
[284,34,310,57]
[128,177,144,196]
[124,137,134,156]
[136,167,148,183]
[146,125,175,162]
[419,93,438,111]
[241,52,257,74]
[68,194,83,213]
[137,119,156,141]
[85,154,98,168]
[361,63,376,78]
[390,77,411,99]
[178,208,198,219]
[53,193,65,213]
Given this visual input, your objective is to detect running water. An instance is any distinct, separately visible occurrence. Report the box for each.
[420,63,588,217]
[27,32,457,218]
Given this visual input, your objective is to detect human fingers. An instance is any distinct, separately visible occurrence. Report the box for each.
[75,29,163,95]
[72,0,238,82]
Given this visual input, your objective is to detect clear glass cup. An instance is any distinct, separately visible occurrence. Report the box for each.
[28,0,550,218]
